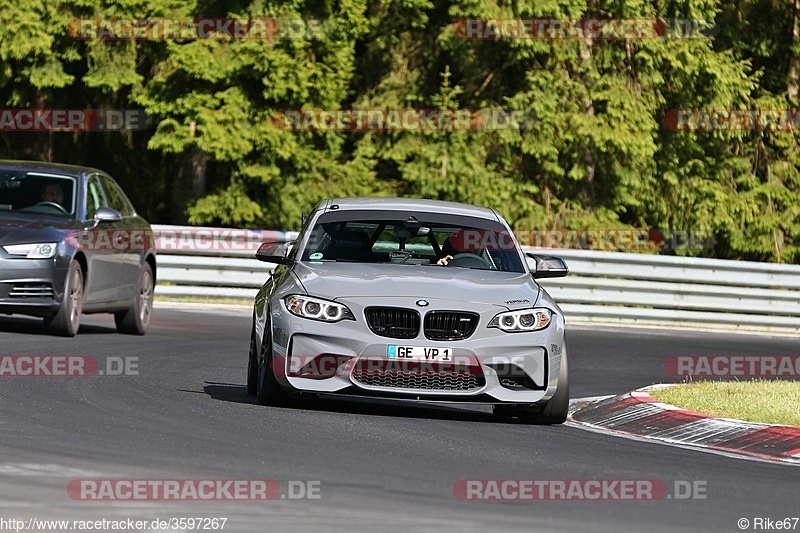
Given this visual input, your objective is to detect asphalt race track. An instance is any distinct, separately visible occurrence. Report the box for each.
[0,304,798,532]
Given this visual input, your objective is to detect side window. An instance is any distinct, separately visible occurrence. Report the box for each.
[86,175,105,217]
[289,210,316,260]
[99,176,132,216]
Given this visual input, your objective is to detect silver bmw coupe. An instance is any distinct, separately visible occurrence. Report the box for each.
[248,197,570,423]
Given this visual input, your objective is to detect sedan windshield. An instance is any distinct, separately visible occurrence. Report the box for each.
[0,171,77,217]
[301,210,525,273]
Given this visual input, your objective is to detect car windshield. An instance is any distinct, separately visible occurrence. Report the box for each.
[0,171,77,217]
[300,210,525,273]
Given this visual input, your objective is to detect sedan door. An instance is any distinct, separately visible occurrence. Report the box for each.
[80,173,124,305]
[97,174,146,302]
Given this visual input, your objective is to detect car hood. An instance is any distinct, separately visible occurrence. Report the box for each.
[292,261,541,309]
[0,212,77,245]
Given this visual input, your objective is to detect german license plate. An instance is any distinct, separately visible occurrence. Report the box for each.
[386,345,454,361]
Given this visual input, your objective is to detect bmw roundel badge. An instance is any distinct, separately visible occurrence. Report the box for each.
[416,299,429,307]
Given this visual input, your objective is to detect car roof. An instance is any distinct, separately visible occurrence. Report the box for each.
[323,197,500,221]
[0,160,105,178]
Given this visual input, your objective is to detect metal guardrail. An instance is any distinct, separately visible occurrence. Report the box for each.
[152,225,800,333]
[531,249,800,332]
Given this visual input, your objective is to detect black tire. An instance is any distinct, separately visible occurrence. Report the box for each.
[517,343,570,425]
[115,263,154,335]
[256,324,289,406]
[246,324,258,396]
[44,261,84,337]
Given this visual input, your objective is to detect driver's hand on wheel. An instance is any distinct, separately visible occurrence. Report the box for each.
[436,255,453,266]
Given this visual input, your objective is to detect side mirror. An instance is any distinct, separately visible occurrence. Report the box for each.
[89,207,123,227]
[256,241,294,265]
[526,253,569,279]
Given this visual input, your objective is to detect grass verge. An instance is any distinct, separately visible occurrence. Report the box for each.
[649,380,800,426]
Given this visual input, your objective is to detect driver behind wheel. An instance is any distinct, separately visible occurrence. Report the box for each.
[436,228,485,266]
[41,182,65,206]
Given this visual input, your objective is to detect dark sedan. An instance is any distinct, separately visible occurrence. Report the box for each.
[0,160,156,336]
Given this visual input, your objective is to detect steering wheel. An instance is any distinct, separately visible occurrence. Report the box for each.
[446,253,493,269]
[34,201,68,214]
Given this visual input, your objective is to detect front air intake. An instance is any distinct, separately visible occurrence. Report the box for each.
[364,307,420,339]
[423,311,479,341]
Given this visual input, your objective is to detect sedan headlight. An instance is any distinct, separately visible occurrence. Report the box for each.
[488,308,552,332]
[2,243,58,259]
[284,295,355,322]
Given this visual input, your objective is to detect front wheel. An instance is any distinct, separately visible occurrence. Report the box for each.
[256,326,289,406]
[44,261,84,337]
[494,342,570,425]
[519,343,570,425]
[115,263,154,335]
[246,325,258,396]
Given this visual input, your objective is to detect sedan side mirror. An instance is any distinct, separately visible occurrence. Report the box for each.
[94,207,123,223]
[526,253,569,279]
[256,241,294,265]
[85,207,123,228]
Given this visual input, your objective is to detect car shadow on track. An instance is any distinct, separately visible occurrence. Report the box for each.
[0,316,117,335]
[201,381,503,424]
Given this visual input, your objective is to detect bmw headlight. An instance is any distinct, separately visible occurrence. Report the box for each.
[488,308,552,332]
[2,243,58,259]
[284,295,355,322]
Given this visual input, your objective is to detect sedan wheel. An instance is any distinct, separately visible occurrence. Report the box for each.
[115,263,154,335]
[44,261,84,337]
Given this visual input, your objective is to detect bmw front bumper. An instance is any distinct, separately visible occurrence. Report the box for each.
[268,296,566,405]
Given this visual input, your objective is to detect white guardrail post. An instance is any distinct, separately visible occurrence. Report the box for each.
[152,225,800,333]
